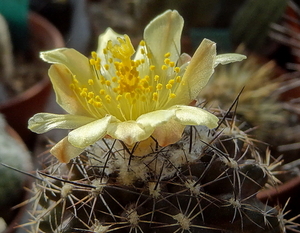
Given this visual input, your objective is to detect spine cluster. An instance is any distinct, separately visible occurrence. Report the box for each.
[24,110,295,233]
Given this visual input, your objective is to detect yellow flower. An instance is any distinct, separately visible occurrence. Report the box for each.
[28,10,246,163]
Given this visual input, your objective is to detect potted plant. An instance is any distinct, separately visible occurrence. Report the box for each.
[0,11,64,148]
[0,114,33,233]
[20,10,299,232]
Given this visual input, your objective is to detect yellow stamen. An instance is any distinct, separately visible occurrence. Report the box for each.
[162,65,168,70]
[88,79,94,85]
[174,67,180,73]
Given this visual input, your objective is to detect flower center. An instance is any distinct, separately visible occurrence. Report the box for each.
[70,35,185,121]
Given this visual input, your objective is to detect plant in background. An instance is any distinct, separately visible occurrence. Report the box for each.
[199,51,288,143]
[22,10,300,233]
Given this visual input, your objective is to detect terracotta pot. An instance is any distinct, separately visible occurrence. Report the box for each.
[258,176,300,203]
[0,12,64,148]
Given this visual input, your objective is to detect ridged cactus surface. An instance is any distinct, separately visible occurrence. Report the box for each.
[24,112,290,233]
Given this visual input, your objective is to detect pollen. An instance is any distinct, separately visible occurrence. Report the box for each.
[166,83,172,89]
[150,65,155,71]
[99,89,106,95]
[88,92,94,98]
[94,102,102,108]
[95,95,101,101]
[125,93,131,99]
[90,59,95,66]
[152,92,158,101]
[174,67,180,73]
[88,79,94,85]
[91,51,97,59]
[105,95,111,103]
[168,79,175,85]
[139,40,145,46]
[162,65,168,70]
[164,52,170,58]
[80,88,88,97]
[156,83,163,90]
[169,93,176,98]
[116,94,122,101]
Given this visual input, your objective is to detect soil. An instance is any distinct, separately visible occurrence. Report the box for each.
[7,55,47,97]
[0,46,49,104]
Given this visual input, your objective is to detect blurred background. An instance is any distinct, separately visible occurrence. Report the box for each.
[1,0,300,232]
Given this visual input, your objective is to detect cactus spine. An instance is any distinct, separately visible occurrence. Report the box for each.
[22,109,298,233]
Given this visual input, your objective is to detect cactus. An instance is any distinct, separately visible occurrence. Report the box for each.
[199,51,288,144]
[0,114,32,226]
[22,10,299,233]
[22,109,300,233]
[0,13,13,102]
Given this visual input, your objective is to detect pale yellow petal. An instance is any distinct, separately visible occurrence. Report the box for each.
[152,119,185,147]
[136,109,176,128]
[107,121,153,145]
[96,28,123,57]
[181,39,216,102]
[50,137,84,163]
[28,113,96,134]
[48,64,91,115]
[171,105,219,129]
[214,53,246,68]
[40,48,93,84]
[177,53,191,67]
[144,10,183,66]
[68,115,113,148]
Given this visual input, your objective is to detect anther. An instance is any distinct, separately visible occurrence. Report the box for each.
[150,65,155,71]
[88,79,94,85]
[156,83,163,90]
[139,40,145,46]
[174,67,180,73]
[169,93,176,98]
[162,65,168,70]
[152,92,158,101]
[104,64,110,70]
[166,84,172,89]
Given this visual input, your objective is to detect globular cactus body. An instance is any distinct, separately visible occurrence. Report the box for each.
[24,117,288,233]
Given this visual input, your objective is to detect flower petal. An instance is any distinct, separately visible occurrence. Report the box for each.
[136,109,176,128]
[50,137,84,163]
[152,119,186,147]
[177,53,191,67]
[28,113,96,134]
[96,28,123,59]
[48,64,91,115]
[107,121,153,145]
[214,53,246,68]
[144,10,183,66]
[40,48,93,84]
[171,105,219,129]
[68,115,113,148]
[180,39,216,102]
